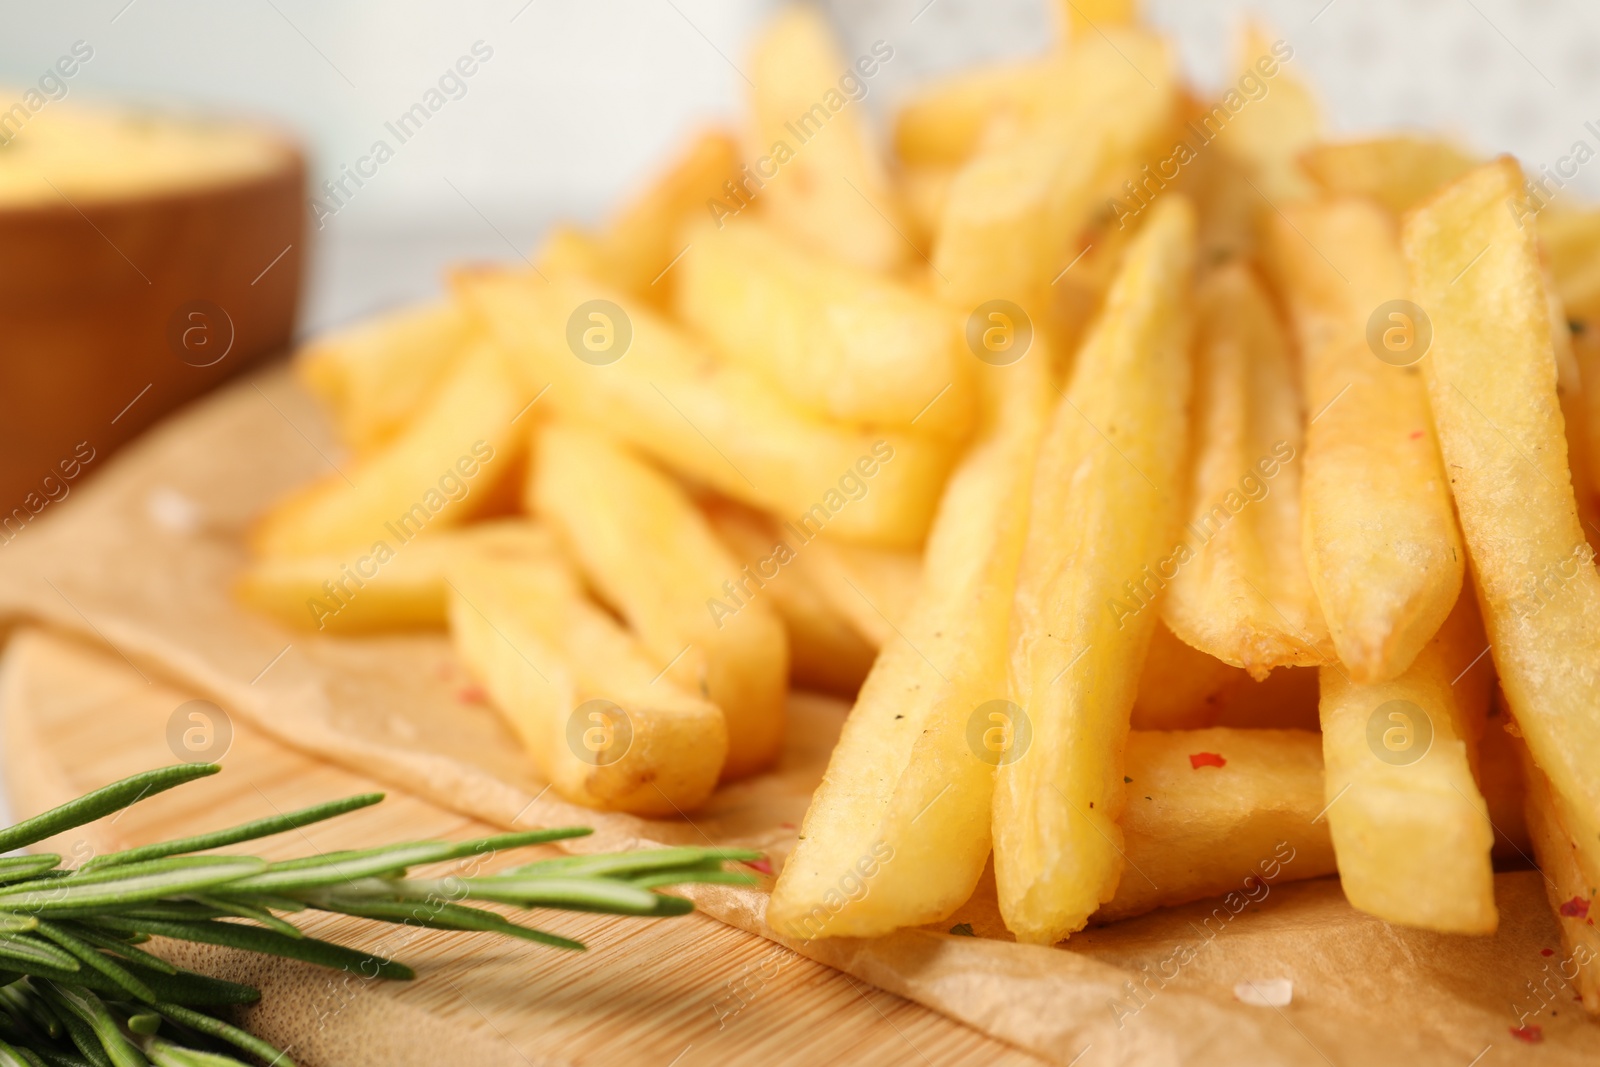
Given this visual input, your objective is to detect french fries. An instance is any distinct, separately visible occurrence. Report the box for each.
[1129,623,1244,731]
[746,6,907,271]
[892,60,1053,167]
[253,341,528,559]
[1215,24,1319,204]
[1521,753,1600,1012]
[1097,727,1336,922]
[675,217,974,440]
[1298,136,1478,216]
[993,196,1195,945]
[448,531,727,814]
[1404,156,1600,896]
[789,539,921,651]
[237,520,546,633]
[458,269,953,549]
[1542,207,1600,322]
[1317,593,1496,933]
[767,353,1053,939]
[1269,198,1464,683]
[296,299,473,454]
[530,422,787,780]
[1163,264,1329,676]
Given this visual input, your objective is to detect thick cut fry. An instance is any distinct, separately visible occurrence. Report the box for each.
[1478,711,1531,863]
[994,197,1195,945]
[935,27,1177,308]
[892,60,1053,167]
[1318,593,1496,933]
[296,299,473,453]
[701,499,876,695]
[1215,24,1318,204]
[767,352,1053,939]
[253,342,526,559]
[1269,198,1464,682]
[675,218,973,440]
[1521,753,1600,1014]
[1129,623,1245,730]
[746,7,906,271]
[1164,265,1328,676]
[1298,136,1478,217]
[237,520,546,634]
[1539,207,1600,321]
[899,163,955,249]
[1096,728,1336,922]
[448,536,727,814]
[1057,0,1140,40]
[458,270,952,549]
[789,539,921,651]
[530,423,787,780]
[1404,156,1600,894]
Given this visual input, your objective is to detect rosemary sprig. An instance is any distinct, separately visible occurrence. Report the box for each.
[0,766,759,1066]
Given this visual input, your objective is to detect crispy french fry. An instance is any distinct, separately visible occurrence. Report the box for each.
[1404,156,1600,896]
[766,350,1054,939]
[297,299,473,453]
[1164,264,1329,677]
[899,163,955,249]
[1095,727,1337,922]
[701,499,876,695]
[448,535,727,814]
[789,538,921,651]
[1318,592,1496,933]
[530,422,788,780]
[1521,752,1600,1013]
[1215,24,1318,204]
[675,217,973,440]
[237,520,546,633]
[994,196,1195,945]
[1130,623,1245,730]
[1269,198,1464,683]
[253,341,527,559]
[458,269,953,549]
[1057,0,1141,40]
[935,27,1178,308]
[746,7,907,271]
[1538,207,1600,322]
[1298,136,1478,217]
[1573,322,1600,524]
[892,60,1053,167]
[1478,710,1531,863]
[1549,272,1600,549]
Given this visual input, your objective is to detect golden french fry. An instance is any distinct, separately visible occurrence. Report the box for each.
[1056,0,1141,41]
[1095,727,1336,923]
[296,299,472,453]
[789,538,921,651]
[1572,322,1600,523]
[898,163,955,250]
[1549,271,1600,545]
[1215,24,1318,204]
[701,499,876,695]
[1478,711,1531,863]
[994,196,1196,945]
[1164,264,1329,677]
[745,7,907,271]
[1318,592,1496,933]
[1521,751,1600,1014]
[1129,623,1245,731]
[1541,207,1600,322]
[457,269,954,549]
[237,519,545,633]
[675,217,973,440]
[1269,197,1464,683]
[448,535,727,814]
[1404,156,1600,896]
[253,341,526,559]
[767,351,1054,939]
[1298,136,1478,216]
[936,27,1178,308]
[892,60,1053,167]
[531,422,788,780]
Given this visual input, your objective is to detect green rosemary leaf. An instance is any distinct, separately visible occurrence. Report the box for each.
[625,869,758,890]
[0,935,81,974]
[314,899,586,951]
[0,1037,39,1067]
[0,917,40,935]
[39,984,146,1067]
[80,794,384,873]
[124,1015,160,1037]
[86,918,410,981]
[0,767,218,856]
[0,858,266,914]
[29,1046,93,1067]
[182,899,302,940]
[114,970,258,1010]
[505,847,760,879]
[140,1037,249,1067]
[31,986,110,1067]
[150,1004,293,1067]
[52,924,177,976]
[0,858,61,886]
[233,828,592,892]
[0,983,61,1040]
[418,876,666,914]
[32,924,156,1003]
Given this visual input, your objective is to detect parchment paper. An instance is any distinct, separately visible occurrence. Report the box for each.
[0,367,1593,1065]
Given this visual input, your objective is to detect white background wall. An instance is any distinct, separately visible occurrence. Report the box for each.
[0,1,1597,821]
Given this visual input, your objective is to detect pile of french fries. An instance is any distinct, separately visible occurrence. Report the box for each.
[241,0,1600,1001]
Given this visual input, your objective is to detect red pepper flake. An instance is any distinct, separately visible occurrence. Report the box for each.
[742,857,773,875]
[780,821,796,830]
[1559,895,1590,918]
[1542,948,1556,957]
[456,684,487,704]
[1409,430,1424,440]
[1189,752,1227,769]
[1510,1025,1543,1044]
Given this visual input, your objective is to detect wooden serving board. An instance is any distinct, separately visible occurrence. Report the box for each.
[0,626,1043,1067]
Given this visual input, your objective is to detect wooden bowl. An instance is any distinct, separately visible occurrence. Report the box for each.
[0,104,304,527]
